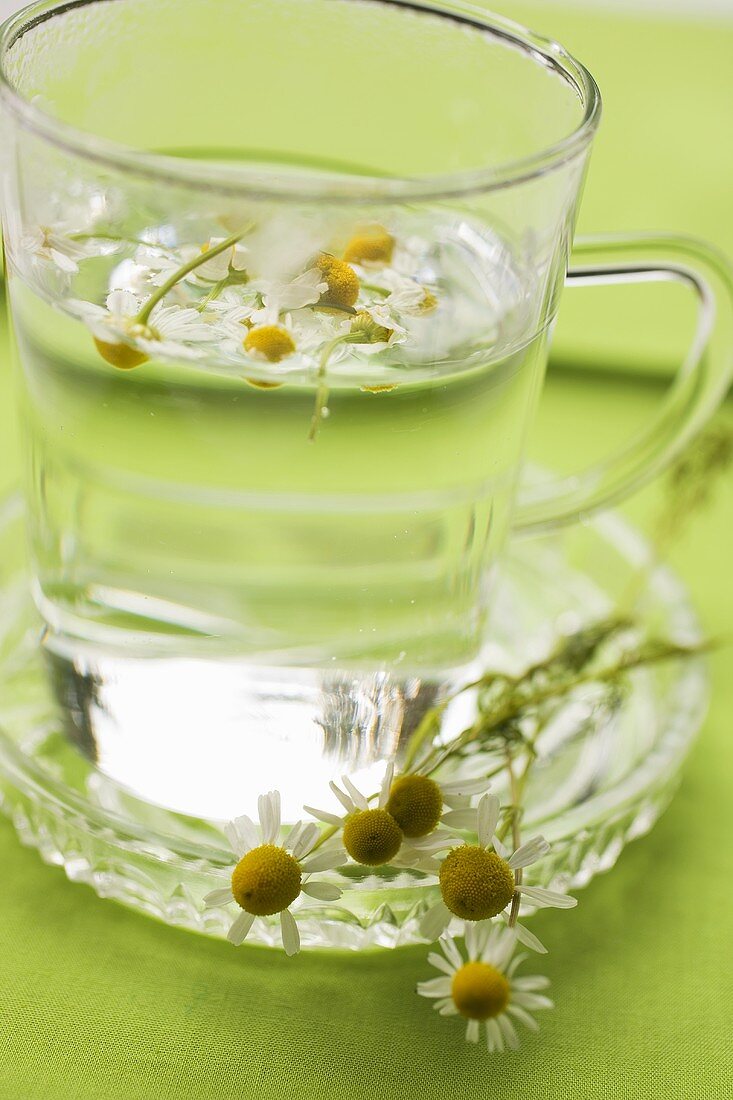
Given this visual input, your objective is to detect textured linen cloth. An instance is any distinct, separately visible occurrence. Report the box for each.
[1,3,732,1097]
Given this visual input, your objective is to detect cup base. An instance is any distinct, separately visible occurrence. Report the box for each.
[0,490,707,950]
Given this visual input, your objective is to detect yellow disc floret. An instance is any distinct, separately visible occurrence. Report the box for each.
[342,226,395,266]
[93,337,149,370]
[451,961,510,1020]
[342,808,403,866]
[316,253,360,309]
[439,845,515,920]
[350,311,392,344]
[244,324,296,363]
[385,775,443,838]
[230,843,302,916]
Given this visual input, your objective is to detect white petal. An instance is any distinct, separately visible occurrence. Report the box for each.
[441,809,477,831]
[440,776,491,797]
[465,1020,480,1043]
[518,885,577,909]
[291,822,320,861]
[303,805,343,827]
[106,289,140,316]
[511,921,548,954]
[440,933,464,969]
[492,834,510,859]
[330,781,356,814]
[420,902,451,942]
[224,817,253,857]
[508,835,550,871]
[258,791,281,844]
[485,1018,501,1053]
[232,814,259,853]
[477,793,500,848]
[437,999,459,1016]
[498,1013,520,1050]
[427,952,455,977]
[280,908,300,956]
[416,976,452,998]
[507,1004,539,1032]
[285,820,304,852]
[378,761,395,809]
[512,992,554,1011]
[300,847,346,873]
[227,910,255,946]
[300,880,342,901]
[203,886,234,908]
[341,775,369,810]
[513,976,551,992]
[50,247,79,273]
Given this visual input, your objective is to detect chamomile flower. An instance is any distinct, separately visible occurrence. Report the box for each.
[69,291,214,366]
[305,765,402,867]
[418,924,553,1050]
[420,793,576,947]
[203,791,345,956]
[21,224,99,275]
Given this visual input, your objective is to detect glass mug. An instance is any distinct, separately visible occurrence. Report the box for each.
[0,0,731,824]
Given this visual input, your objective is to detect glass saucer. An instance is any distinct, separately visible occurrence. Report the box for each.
[0,491,707,949]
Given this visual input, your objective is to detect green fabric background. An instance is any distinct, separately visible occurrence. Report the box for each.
[1,4,732,1098]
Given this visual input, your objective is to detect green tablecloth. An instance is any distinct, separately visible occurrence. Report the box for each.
[1,4,732,1098]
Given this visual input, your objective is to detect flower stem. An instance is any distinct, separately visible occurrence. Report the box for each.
[504,749,524,929]
[308,332,360,442]
[136,230,247,325]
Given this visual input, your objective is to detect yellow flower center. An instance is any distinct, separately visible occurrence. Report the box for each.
[385,775,443,838]
[342,808,403,866]
[342,226,395,266]
[439,845,515,920]
[230,843,302,916]
[244,324,296,363]
[350,311,392,344]
[93,337,149,370]
[417,288,438,314]
[451,961,510,1020]
[316,253,360,309]
[244,378,285,390]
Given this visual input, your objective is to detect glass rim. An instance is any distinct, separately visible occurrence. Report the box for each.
[0,0,602,202]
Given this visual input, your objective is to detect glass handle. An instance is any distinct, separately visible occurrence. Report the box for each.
[513,234,733,536]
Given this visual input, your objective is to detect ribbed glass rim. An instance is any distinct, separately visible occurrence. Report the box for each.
[0,0,602,202]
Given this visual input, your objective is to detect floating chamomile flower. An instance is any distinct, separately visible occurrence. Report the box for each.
[385,771,491,838]
[244,323,297,363]
[202,791,345,956]
[418,924,553,1050]
[69,290,215,368]
[343,225,395,266]
[420,793,576,945]
[21,224,100,275]
[316,253,360,309]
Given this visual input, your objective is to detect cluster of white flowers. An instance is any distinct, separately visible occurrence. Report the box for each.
[200,762,575,1054]
[19,215,482,383]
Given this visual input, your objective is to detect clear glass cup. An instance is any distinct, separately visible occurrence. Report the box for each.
[0,0,731,824]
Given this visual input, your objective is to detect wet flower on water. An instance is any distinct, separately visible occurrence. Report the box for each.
[306,765,402,866]
[420,793,576,946]
[202,791,345,955]
[21,224,102,274]
[244,323,297,363]
[418,925,553,1050]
